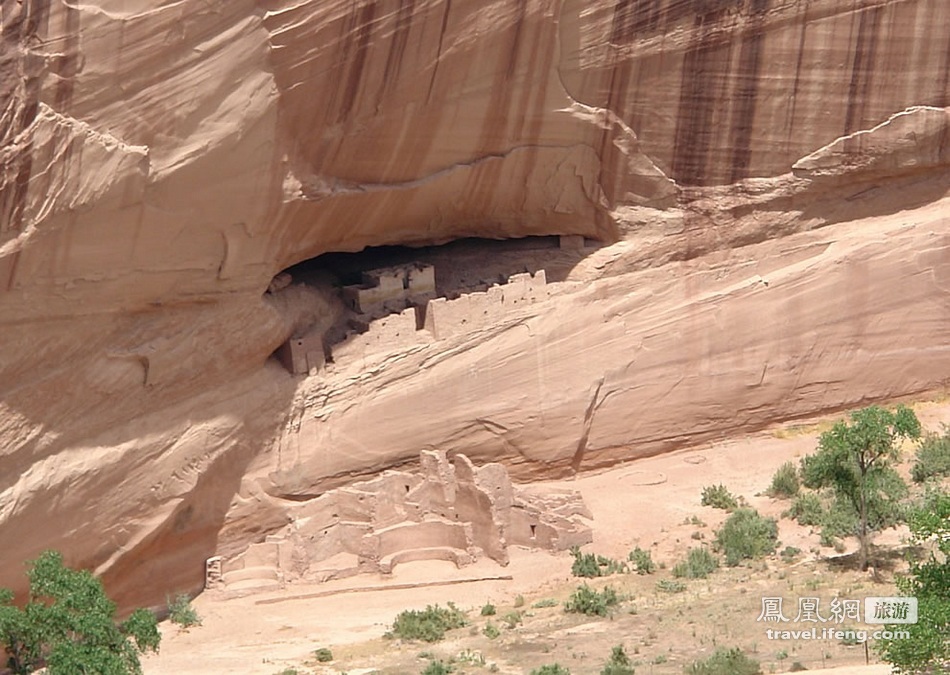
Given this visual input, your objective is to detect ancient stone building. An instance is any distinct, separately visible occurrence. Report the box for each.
[209,450,592,595]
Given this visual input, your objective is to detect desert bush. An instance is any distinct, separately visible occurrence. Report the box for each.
[533,598,559,608]
[785,491,859,546]
[818,497,859,542]
[167,593,201,629]
[501,611,522,629]
[570,548,626,578]
[313,647,333,662]
[387,603,467,642]
[655,579,686,593]
[701,484,739,511]
[564,584,619,617]
[780,546,801,563]
[627,547,656,575]
[600,644,635,674]
[784,492,824,526]
[767,462,800,498]
[714,508,778,566]
[480,602,496,616]
[672,547,719,579]
[685,647,761,674]
[513,594,525,608]
[482,621,500,639]
[456,649,486,666]
[531,665,570,675]
[422,660,454,675]
[911,428,950,483]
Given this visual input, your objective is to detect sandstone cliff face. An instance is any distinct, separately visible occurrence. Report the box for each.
[1,0,949,609]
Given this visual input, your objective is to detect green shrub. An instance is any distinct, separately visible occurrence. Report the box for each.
[513,594,525,608]
[313,647,333,662]
[789,662,808,671]
[570,547,626,578]
[167,593,201,629]
[767,462,800,498]
[456,649,486,665]
[480,602,496,616]
[482,621,500,639]
[780,546,801,563]
[911,429,950,482]
[685,647,761,674]
[387,603,467,642]
[564,584,619,617]
[785,491,858,547]
[672,547,719,579]
[784,492,824,526]
[714,508,778,566]
[531,665,570,675]
[601,644,635,674]
[422,660,454,675]
[655,578,686,593]
[533,598,559,608]
[627,547,656,575]
[701,484,739,511]
[502,611,522,629]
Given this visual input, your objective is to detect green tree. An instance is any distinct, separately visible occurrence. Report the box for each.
[0,550,160,674]
[800,405,920,569]
[877,488,950,673]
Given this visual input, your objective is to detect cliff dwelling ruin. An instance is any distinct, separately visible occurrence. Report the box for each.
[268,235,597,376]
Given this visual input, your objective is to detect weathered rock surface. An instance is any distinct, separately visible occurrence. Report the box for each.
[1,0,949,609]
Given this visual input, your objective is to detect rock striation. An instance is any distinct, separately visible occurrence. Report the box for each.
[1,0,949,610]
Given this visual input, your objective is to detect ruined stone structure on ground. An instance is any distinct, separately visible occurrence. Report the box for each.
[209,450,591,595]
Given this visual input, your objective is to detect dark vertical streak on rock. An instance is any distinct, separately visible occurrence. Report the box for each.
[425,0,451,103]
[0,0,52,234]
[505,0,527,80]
[784,6,809,155]
[2,249,20,291]
[377,0,415,107]
[609,0,634,44]
[474,0,528,152]
[337,1,377,124]
[53,2,80,112]
[844,4,883,135]
[729,0,769,182]
[940,24,950,107]
[596,0,638,204]
[670,10,731,186]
